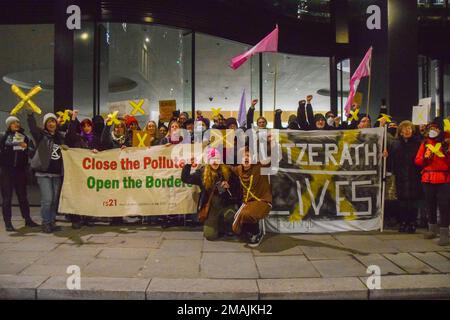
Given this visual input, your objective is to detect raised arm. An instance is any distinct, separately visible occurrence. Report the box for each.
[306,95,315,129]
[274,109,284,130]
[27,112,42,143]
[181,163,203,186]
[297,100,308,130]
[246,99,258,130]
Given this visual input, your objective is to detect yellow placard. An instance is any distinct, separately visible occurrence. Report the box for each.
[159,100,177,122]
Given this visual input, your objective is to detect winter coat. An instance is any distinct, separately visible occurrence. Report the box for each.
[101,124,131,150]
[27,113,65,174]
[181,164,242,213]
[415,138,450,184]
[66,120,103,150]
[0,128,35,169]
[389,136,422,200]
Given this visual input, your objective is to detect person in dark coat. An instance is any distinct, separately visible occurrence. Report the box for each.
[181,148,241,240]
[389,120,422,233]
[0,116,39,231]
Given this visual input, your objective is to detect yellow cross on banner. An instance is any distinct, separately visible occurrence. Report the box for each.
[136,132,148,147]
[444,119,450,134]
[377,113,392,123]
[426,143,445,158]
[106,111,121,126]
[129,99,145,116]
[211,108,222,117]
[56,110,72,124]
[348,108,359,122]
[10,85,42,115]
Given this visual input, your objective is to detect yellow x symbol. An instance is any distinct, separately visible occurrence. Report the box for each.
[56,110,72,124]
[10,85,42,115]
[348,108,359,122]
[107,111,121,126]
[377,113,392,123]
[210,130,234,149]
[211,108,222,117]
[129,99,145,116]
[417,109,425,122]
[444,119,450,134]
[426,143,445,158]
[136,132,148,147]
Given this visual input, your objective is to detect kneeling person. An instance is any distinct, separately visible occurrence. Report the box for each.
[181,148,240,240]
[231,149,272,247]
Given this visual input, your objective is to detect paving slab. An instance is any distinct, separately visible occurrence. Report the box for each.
[147,278,258,300]
[255,255,320,279]
[312,258,368,278]
[37,276,150,300]
[200,252,258,279]
[83,258,144,278]
[334,235,398,254]
[410,252,450,273]
[363,274,450,299]
[108,236,161,249]
[438,251,450,259]
[352,254,407,275]
[139,254,201,279]
[388,239,445,252]
[203,239,251,253]
[19,264,75,277]
[161,230,204,240]
[6,239,60,252]
[97,248,153,260]
[0,250,45,264]
[116,229,162,238]
[158,240,203,257]
[0,262,33,275]
[0,234,26,243]
[383,253,439,274]
[252,235,303,256]
[0,274,48,300]
[34,254,96,268]
[373,232,425,241]
[50,245,103,257]
[300,239,355,260]
[258,278,368,300]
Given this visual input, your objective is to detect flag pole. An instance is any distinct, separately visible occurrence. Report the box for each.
[380,125,387,233]
[366,58,372,116]
[273,54,278,114]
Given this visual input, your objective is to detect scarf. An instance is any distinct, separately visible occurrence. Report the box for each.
[81,131,94,144]
[111,131,126,145]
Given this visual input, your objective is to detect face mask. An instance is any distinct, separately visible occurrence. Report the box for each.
[428,130,438,138]
[326,117,335,126]
[387,128,397,136]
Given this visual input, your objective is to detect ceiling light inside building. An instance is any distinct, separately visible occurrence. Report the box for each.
[80,32,89,40]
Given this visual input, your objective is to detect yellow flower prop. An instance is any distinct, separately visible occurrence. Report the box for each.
[56,110,72,124]
[10,85,42,115]
[377,113,392,123]
[129,99,145,116]
[106,111,121,126]
[426,143,445,158]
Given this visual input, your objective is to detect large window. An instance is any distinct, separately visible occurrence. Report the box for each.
[262,53,330,127]
[195,33,258,121]
[98,23,192,124]
[0,24,54,131]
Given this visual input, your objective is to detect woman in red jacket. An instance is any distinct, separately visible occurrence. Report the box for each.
[415,121,449,246]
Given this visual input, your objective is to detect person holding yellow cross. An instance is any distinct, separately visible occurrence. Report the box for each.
[415,120,450,246]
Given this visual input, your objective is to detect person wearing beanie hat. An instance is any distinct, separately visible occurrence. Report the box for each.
[415,119,450,246]
[225,117,238,130]
[313,113,327,130]
[181,149,241,240]
[100,114,131,226]
[0,116,38,231]
[27,112,65,233]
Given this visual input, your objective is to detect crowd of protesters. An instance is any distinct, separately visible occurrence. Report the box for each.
[0,95,448,246]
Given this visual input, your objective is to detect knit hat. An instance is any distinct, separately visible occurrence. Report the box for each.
[43,113,57,127]
[225,117,238,128]
[314,114,326,123]
[5,116,20,129]
[125,115,139,128]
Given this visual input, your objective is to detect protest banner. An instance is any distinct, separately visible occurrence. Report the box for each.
[59,128,384,233]
[59,145,199,217]
[265,127,384,233]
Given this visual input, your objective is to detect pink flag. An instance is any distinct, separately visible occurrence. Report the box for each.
[344,47,373,115]
[230,26,279,70]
